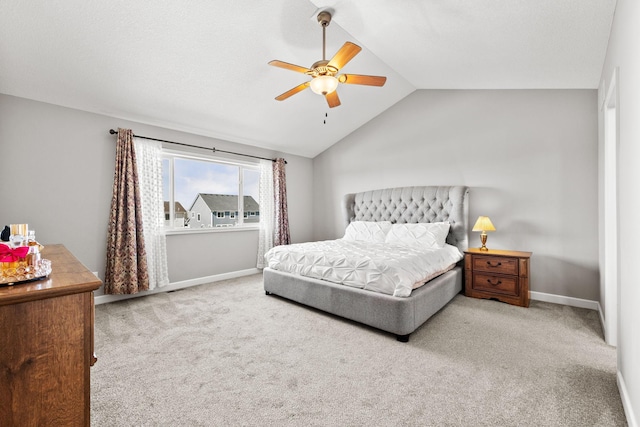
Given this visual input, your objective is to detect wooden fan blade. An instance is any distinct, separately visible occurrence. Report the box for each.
[325,90,341,108]
[327,42,362,70]
[338,74,387,86]
[268,60,312,74]
[275,82,310,101]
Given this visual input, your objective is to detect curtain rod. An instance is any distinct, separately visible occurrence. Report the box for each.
[108,129,286,164]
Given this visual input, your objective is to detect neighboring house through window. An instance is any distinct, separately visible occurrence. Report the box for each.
[162,151,260,230]
[189,194,259,227]
[163,201,188,227]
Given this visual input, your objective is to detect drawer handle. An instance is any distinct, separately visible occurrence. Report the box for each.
[487,279,502,286]
[486,261,502,267]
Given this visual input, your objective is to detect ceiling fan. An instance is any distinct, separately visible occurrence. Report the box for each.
[268,10,387,108]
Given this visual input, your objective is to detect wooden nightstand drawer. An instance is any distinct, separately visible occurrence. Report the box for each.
[472,255,518,275]
[472,273,518,296]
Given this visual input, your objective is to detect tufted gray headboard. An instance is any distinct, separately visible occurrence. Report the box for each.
[342,186,470,253]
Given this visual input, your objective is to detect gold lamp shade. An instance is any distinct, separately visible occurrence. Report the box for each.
[472,216,496,251]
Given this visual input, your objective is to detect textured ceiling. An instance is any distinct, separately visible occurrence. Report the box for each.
[0,1,616,158]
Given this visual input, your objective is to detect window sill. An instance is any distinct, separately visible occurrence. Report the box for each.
[165,226,259,236]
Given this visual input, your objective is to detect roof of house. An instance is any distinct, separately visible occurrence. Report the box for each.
[163,201,187,214]
[193,194,259,212]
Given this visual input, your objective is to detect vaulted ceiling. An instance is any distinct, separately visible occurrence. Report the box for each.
[0,1,616,157]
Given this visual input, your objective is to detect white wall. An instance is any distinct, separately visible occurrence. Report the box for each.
[0,94,314,288]
[313,89,599,301]
[599,0,640,424]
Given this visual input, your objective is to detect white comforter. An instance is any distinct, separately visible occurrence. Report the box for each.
[264,240,463,298]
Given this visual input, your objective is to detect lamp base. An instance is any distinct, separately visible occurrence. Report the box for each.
[479,233,489,251]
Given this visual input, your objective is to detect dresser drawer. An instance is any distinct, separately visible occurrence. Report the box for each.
[472,273,518,296]
[472,255,518,275]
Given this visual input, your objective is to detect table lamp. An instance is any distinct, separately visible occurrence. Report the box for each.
[472,216,496,251]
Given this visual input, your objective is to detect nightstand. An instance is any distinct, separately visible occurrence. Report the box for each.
[464,248,532,307]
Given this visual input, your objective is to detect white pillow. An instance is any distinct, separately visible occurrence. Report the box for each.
[343,221,392,243]
[385,222,450,248]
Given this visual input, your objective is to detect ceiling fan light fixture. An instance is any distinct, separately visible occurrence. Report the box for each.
[268,10,385,107]
[309,75,339,95]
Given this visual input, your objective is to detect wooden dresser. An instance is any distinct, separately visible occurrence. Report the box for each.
[0,244,102,426]
[464,248,532,307]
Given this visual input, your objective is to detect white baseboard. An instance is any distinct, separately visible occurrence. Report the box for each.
[94,268,261,305]
[618,371,638,427]
[597,301,607,337]
[529,291,599,311]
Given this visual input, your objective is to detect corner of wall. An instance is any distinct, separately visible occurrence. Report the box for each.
[618,371,638,427]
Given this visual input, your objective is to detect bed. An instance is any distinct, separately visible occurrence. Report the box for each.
[263,186,469,342]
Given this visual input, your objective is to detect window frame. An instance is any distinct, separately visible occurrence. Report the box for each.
[162,149,260,234]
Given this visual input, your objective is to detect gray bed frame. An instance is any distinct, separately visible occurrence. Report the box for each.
[263,186,470,342]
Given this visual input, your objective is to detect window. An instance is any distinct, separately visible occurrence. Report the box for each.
[162,151,260,230]
[243,169,260,225]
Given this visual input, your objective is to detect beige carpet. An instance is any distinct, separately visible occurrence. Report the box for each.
[91,273,626,426]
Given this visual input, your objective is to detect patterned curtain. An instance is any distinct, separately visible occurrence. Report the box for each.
[256,159,274,268]
[134,137,169,289]
[104,128,150,294]
[273,158,290,246]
